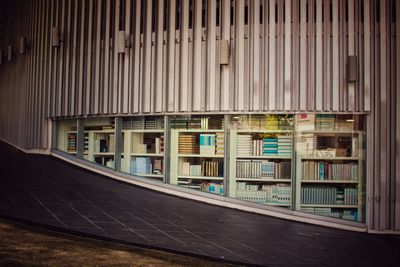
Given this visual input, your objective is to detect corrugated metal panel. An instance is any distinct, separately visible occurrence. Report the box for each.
[396,0,400,231]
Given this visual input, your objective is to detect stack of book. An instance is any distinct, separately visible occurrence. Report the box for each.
[178,180,224,195]
[67,133,77,152]
[344,188,358,205]
[342,210,358,221]
[301,161,358,181]
[263,137,278,155]
[181,162,201,176]
[131,157,152,174]
[237,135,252,156]
[84,133,89,153]
[252,139,263,156]
[301,207,358,221]
[301,207,342,218]
[122,118,144,130]
[178,134,198,154]
[122,118,132,130]
[145,118,156,130]
[335,115,354,131]
[171,117,188,129]
[236,160,262,178]
[297,114,316,131]
[215,133,224,155]
[201,182,224,195]
[275,161,291,179]
[277,135,292,156]
[132,118,144,129]
[199,134,215,155]
[235,183,291,205]
[236,160,291,179]
[315,114,335,130]
[301,186,358,205]
[202,161,223,177]
[188,117,202,129]
[181,160,223,177]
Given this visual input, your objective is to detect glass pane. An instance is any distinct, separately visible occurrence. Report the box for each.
[56,119,78,155]
[228,114,294,208]
[84,118,115,169]
[120,116,165,182]
[295,114,366,223]
[169,115,225,195]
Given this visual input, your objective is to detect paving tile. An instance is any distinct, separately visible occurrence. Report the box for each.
[0,141,400,266]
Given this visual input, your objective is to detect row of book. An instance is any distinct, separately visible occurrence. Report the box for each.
[181,160,223,177]
[301,186,358,205]
[301,161,358,181]
[297,114,355,131]
[178,134,199,154]
[301,207,358,221]
[172,116,224,130]
[178,180,224,195]
[199,134,216,155]
[236,183,291,204]
[236,135,292,156]
[67,133,77,152]
[130,158,163,175]
[236,160,291,179]
[122,117,164,130]
[231,115,293,130]
[66,132,89,153]
[179,133,224,155]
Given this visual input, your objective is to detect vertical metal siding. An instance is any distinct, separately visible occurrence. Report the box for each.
[396,0,400,231]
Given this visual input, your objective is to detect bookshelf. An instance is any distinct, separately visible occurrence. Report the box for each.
[121,117,165,181]
[170,115,225,195]
[57,120,89,155]
[65,131,77,154]
[228,115,294,207]
[295,114,365,222]
[85,129,116,168]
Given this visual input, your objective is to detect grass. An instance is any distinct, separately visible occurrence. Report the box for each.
[0,220,238,267]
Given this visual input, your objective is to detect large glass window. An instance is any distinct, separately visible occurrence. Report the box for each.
[54,113,366,224]
[84,118,116,169]
[169,115,225,195]
[121,116,165,181]
[294,114,366,222]
[228,114,294,208]
[56,119,78,156]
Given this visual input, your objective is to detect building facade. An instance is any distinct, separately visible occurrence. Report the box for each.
[0,0,399,233]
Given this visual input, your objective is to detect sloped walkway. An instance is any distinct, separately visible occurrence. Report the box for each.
[0,141,399,266]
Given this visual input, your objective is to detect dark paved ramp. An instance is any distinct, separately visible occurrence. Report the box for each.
[0,141,399,266]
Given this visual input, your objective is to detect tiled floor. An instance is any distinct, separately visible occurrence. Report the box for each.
[0,141,399,266]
